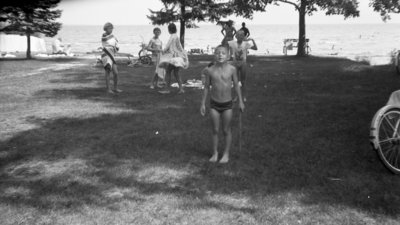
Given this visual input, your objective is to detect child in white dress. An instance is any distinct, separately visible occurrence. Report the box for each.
[158,23,189,94]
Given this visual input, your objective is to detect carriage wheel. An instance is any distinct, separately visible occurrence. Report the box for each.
[138,49,144,58]
[139,56,152,65]
[370,105,400,174]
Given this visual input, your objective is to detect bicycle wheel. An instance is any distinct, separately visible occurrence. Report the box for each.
[395,50,400,74]
[370,105,400,174]
[139,56,152,65]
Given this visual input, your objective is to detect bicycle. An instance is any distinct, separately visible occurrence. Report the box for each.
[138,42,152,65]
[370,90,400,174]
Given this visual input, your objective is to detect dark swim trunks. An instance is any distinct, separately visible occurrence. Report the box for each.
[210,99,233,113]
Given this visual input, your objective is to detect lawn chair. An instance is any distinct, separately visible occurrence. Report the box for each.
[283,38,310,55]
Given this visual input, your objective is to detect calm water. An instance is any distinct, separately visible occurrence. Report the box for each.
[44,24,400,58]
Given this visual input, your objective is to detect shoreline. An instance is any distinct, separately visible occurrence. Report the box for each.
[59,23,400,26]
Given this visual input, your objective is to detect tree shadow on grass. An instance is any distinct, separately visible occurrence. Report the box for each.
[1,56,400,221]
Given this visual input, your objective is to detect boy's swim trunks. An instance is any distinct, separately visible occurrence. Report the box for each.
[210,99,233,113]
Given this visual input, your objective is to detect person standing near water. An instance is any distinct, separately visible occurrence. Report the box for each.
[239,22,250,38]
[228,30,258,102]
[158,23,189,94]
[146,27,165,89]
[101,22,122,94]
[221,20,236,47]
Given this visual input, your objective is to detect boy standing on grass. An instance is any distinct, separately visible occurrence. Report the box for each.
[200,45,245,164]
[101,22,122,94]
[228,30,258,102]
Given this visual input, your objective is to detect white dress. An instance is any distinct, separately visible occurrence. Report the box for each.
[159,33,189,69]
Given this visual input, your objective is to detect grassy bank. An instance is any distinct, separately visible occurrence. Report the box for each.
[0,55,399,225]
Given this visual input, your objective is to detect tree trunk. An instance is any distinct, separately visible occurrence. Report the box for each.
[179,4,185,49]
[26,33,32,59]
[296,0,307,57]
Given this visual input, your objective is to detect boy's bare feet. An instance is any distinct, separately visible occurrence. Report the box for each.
[178,89,185,94]
[107,89,115,94]
[113,89,123,93]
[219,154,229,164]
[209,152,218,163]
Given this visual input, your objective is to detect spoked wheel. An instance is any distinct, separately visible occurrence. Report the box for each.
[395,50,400,74]
[139,56,152,65]
[370,105,400,174]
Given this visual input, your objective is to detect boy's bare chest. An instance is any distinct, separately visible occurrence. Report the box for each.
[210,70,232,84]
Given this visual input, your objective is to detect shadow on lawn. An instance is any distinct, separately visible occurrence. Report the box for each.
[0,56,399,218]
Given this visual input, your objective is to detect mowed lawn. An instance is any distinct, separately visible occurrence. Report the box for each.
[0,55,399,225]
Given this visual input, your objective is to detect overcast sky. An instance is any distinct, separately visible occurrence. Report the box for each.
[57,0,400,25]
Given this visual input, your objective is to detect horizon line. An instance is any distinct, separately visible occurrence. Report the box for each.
[61,22,400,26]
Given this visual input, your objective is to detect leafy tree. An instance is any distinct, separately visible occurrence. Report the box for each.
[232,0,360,56]
[148,0,233,48]
[0,0,62,58]
[370,0,400,21]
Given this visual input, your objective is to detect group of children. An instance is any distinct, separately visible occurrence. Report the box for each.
[100,22,257,163]
[101,22,188,94]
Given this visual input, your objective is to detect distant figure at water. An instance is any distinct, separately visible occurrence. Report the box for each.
[52,37,72,55]
[221,20,236,47]
[239,22,250,38]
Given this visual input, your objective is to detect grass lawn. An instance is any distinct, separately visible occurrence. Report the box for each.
[0,55,400,225]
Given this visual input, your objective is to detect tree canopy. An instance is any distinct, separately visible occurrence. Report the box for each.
[231,0,359,19]
[0,0,62,58]
[148,0,233,48]
[231,0,360,56]
[370,0,400,20]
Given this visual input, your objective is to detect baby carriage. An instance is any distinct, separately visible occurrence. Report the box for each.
[370,90,400,174]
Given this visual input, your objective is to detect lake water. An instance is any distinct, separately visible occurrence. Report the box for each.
[44,24,400,63]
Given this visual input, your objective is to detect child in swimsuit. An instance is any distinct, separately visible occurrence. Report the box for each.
[228,30,258,102]
[147,27,165,89]
[200,45,245,164]
[221,20,236,47]
[101,22,122,94]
